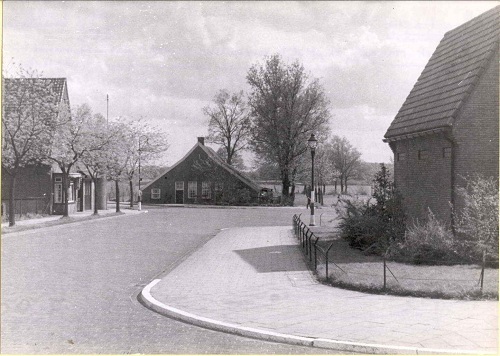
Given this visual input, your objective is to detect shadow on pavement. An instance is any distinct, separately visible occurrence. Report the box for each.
[234,245,309,273]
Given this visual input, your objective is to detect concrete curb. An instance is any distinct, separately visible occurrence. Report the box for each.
[140,279,492,355]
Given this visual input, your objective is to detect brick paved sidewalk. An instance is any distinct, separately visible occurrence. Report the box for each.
[145,226,498,354]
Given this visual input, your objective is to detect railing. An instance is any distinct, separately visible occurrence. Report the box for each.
[293,214,334,276]
[293,214,498,296]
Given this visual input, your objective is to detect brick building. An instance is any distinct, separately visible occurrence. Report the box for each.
[141,137,262,205]
[384,6,499,224]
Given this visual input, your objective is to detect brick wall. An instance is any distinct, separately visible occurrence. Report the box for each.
[393,135,453,224]
[452,47,499,214]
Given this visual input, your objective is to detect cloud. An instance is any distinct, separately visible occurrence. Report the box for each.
[3,1,498,165]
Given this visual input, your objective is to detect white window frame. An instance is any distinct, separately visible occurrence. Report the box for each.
[68,182,75,202]
[175,181,184,190]
[188,181,197,198]
[202,181,211,199]
[54,183,63,203]
[151,188,161,199]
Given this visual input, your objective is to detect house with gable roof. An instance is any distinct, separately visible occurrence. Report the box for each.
[384,6,499,224]
[2,77,105,216]
[141,137,262,205]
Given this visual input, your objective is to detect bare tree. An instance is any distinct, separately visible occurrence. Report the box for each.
[2,68,69,226]
[246,54,330,205]
[203,89,251,165]
[123,119,169,207]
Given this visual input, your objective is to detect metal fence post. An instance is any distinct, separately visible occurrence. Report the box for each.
[325,249,329,280]
[383,257,387,290]
[480,249,486,293]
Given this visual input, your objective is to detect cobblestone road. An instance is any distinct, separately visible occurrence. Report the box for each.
[2,206,348,354]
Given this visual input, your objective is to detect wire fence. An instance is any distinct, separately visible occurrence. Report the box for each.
[292,214,499,298]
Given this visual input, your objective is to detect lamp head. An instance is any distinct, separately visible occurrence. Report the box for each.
[307,133,318,151]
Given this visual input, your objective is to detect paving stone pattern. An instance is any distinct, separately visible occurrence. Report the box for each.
[151,225,498,353]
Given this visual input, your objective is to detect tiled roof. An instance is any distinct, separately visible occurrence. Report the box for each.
[201,144,262,192]
[384,6,499,139]
[142,141,262,193]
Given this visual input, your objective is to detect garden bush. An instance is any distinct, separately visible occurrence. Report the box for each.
[388,210,464,265]
[336,164,406,254]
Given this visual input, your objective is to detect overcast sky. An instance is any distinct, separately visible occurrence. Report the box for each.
[3,1,498,166]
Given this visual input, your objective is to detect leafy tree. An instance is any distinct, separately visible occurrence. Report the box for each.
[80,113,114,215]
[328,136,361,193]
[2,68,69,226]
[246,54,330,205]
[215,147,246,171]
[46,104,109,218]
[203,89,251,165]
[456,175,499,260]
[106,122,131,213]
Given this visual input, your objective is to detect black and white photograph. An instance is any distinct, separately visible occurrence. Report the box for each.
[1,1,498,354]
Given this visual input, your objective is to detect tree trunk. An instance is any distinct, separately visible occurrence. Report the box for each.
[281,170,293,206]
[8,172,17,227]
[334,179,337,193]
[62,171,69,218]
[340,177,344,194]
[344,177,348,194]
[93,177,99,215]
[129,179,134,208]
[115,180,121,213]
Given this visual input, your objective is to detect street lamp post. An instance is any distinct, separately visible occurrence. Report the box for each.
[308,133,318,226]
[138,137,144,211]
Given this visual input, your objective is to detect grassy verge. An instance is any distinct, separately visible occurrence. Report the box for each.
[313,238,498,300]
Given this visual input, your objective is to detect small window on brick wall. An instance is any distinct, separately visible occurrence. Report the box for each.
[188,181,197,198]
[397,152,406,161]
[418,150,428,160]
[151,188,161,199]
[443,147,452,158]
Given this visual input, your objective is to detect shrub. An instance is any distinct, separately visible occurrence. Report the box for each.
[455,174,499,262]
[388,210,464,264]
[336,164,406,254]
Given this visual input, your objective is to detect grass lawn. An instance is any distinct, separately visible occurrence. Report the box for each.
[313,237,498,300]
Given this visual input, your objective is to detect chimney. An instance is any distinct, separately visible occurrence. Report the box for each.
[197,137,205,145]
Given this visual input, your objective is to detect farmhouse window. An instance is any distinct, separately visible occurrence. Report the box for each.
[54,183,63,203]
[215,182,223,191]
[418,150,428,160]
[443,147,452,158]
[175,181,184,190]
[188,181,197,198]
[202,181,211,199]
[151,188,161,199]
[397,152,406,161]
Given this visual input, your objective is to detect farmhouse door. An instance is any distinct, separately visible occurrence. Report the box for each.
[175,181,184,204]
